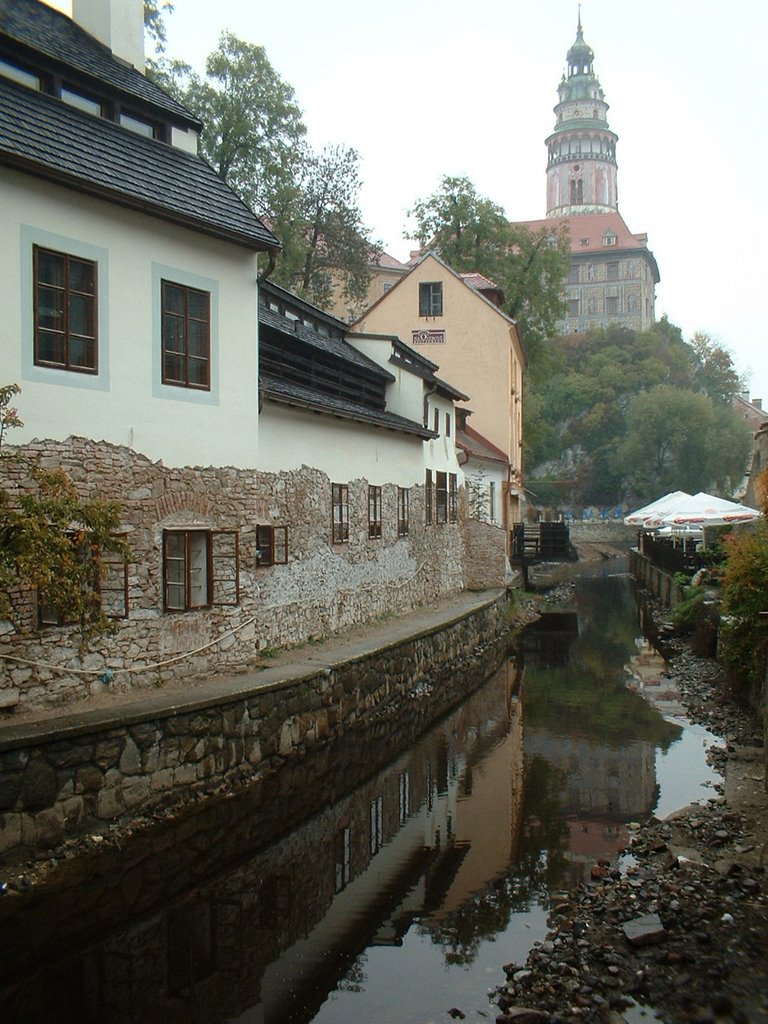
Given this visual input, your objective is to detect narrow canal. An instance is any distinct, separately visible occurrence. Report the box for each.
[1,558,723,1024]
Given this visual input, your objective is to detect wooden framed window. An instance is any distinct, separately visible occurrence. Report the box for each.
[370,796,384,856]
[418,281,443,317]
[334,826,351,893]
[425,469,433,525]
[368,486,382,539]
[100,548,130,618]
[167,902,215,999]
[163,529,239,611]
[436,471,448,524]
[34,246,97,373]
[397,487,409,537]
[445,412,451,438]
[161,280,211,390]
[449,473,458,523]
[399,771,410,823]
[38,533,128,626]
[332,483,349,544]
[256,525,288,566]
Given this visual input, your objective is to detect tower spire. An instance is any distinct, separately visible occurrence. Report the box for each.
[545,16,619,217]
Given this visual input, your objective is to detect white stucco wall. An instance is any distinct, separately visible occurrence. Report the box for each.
[257,402,427,485]
[2,172,261,468]
[347,335,425,424]
[464,459,507,525]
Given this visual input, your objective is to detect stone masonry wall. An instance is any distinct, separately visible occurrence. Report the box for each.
[0,437,467,715]
[463,518,508,590]
[0,593,510,861]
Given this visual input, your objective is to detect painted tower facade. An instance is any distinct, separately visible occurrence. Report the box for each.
[546,15,618,218]
[535,17,660,333]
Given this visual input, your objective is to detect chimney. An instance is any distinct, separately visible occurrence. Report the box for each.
[754,398,762,410]
[72,0,145,70]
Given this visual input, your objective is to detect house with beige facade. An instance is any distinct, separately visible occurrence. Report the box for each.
[351,253,526,537]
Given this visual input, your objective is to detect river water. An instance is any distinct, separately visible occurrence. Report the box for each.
[1,558,723,1024]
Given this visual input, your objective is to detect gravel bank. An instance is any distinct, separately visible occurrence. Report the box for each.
[495,639,768,1024]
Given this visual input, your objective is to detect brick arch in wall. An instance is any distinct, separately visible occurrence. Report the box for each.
[154,491,217,523]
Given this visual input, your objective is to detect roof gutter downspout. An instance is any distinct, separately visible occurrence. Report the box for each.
[257,249,278,283]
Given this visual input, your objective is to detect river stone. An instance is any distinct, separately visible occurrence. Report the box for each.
[20,760,58,810]
[622,912,666,947]
[496,1009,551,1023]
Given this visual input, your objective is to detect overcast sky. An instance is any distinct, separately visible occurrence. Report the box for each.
[53,0,768,400]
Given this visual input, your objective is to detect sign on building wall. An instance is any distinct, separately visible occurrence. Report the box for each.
[412,330,446,345]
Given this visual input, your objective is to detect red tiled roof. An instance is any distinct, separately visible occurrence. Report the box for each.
[457,423,510,465]
[377,251,409,270]
[515,211,650,256]
[459,272,499,291]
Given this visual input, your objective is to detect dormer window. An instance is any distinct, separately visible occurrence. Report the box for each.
[120,111,156,138]
[0,58,40,90]
[603,233,617,246]
[61,86,102,117]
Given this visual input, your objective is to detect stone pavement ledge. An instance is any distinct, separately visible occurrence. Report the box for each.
[0,589,507,752]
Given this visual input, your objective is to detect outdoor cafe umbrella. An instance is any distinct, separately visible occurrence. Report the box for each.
[623,490,691,526]
[656,491,763,529]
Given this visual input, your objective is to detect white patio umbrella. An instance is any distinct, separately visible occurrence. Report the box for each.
[657,491,763,528]
[623,490,691,526]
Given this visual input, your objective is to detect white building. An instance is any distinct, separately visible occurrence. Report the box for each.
[0,0,483,715]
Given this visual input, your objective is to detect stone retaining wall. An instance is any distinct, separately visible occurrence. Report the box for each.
[569,521,636,545]
[629,549,687,608]
[463,518,509,589]
[0,593,510,861]
[0,437,468,715]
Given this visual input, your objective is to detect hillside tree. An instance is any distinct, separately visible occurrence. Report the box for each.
[407,175,569,366]
[150,35,379,311]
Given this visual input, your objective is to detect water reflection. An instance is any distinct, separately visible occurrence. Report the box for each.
[0,565,723,1024]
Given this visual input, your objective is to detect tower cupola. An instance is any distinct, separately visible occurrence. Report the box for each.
[546,15,619,217]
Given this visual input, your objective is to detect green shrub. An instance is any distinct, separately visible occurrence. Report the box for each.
[720,521,768,693]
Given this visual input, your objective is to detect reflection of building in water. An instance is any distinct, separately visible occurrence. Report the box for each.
[626,637,687,718]
[521,612,580,668]
[524,729,656,884]
[1,660,524,1024]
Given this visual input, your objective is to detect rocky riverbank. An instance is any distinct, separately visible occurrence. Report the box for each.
[494,640,768,1024]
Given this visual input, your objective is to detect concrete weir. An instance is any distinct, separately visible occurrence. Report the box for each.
[0,590,511,862]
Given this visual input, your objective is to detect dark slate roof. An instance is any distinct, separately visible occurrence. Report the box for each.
[259,305,393,380]
[0,78,279,251]
[0,0,198,126]
[261,279,350,333]
[261,374,434,439]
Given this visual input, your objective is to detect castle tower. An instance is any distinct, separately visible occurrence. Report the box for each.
[545,14,618,218]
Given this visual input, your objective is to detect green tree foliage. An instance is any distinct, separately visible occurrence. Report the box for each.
[525,321,752,507]
[151,36,379,311]
[0,386,128,650]
[143,0,174,57]
[688,331,745,405]
[272,144,382,312]
[152,33,306,220]
[407,176,570,363]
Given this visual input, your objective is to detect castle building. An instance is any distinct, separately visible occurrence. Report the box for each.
[519,16,660,334]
